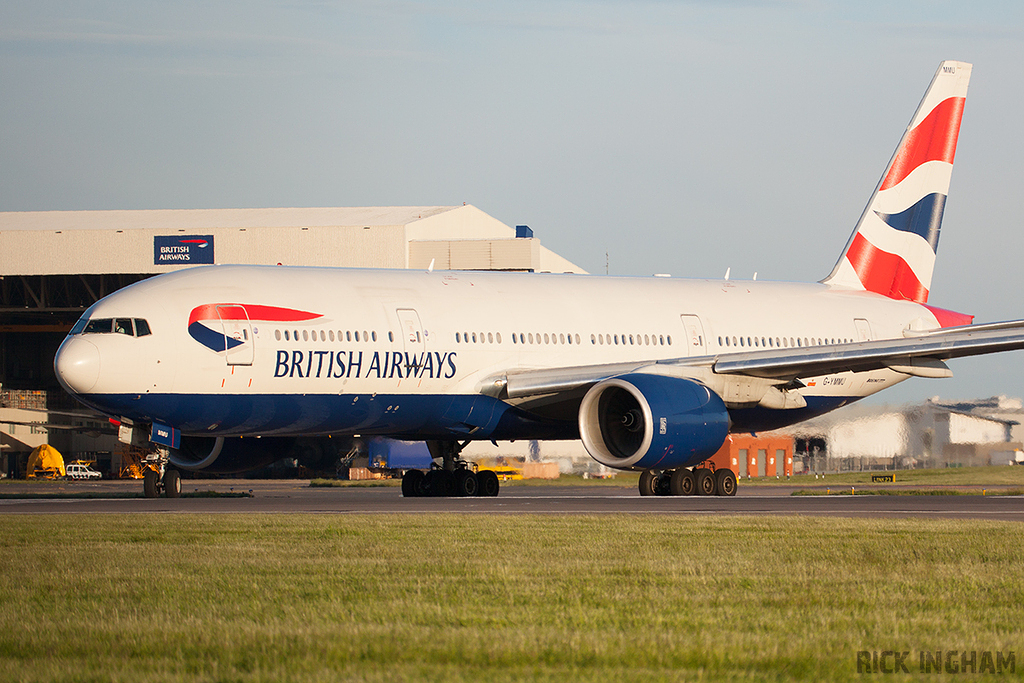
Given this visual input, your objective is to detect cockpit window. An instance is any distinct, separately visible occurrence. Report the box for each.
[84,318,114,334]
[76,317,152,337]
[70,315,90,335]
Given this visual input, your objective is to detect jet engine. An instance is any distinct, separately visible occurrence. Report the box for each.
[169,436,296,473]
[578,373,729,470]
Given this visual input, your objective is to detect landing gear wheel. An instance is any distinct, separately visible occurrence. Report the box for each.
[638,470,657,496]
[477,470,500,497]
[162,469,181,498]
[694,468,716,496]
[715,468,737,496]
[434,470,456,497]
[670,469,696,496]
[654,474,672,496]
[422,470,439,496]
[402,469,425,497]
[143,469,160,498]
[455,469,478,497]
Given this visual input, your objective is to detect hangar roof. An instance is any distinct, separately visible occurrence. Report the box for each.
[0,206,457,231]
[0,205,585,276]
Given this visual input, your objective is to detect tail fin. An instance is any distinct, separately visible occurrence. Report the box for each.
[822,60,971,303]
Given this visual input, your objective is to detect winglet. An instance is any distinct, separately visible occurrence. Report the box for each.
[823,61,972,303]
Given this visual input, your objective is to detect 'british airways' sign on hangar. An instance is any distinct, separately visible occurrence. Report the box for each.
[154,235,215,265]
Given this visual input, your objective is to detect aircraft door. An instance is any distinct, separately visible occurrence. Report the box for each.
[679,315,707,356]
[217,305,254,366]
[854,318,873,342]
[396,309,425,353]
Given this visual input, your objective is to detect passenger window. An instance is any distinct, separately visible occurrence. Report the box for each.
[135,319,151,337]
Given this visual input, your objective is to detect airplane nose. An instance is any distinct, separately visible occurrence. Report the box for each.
[54,337,100,394]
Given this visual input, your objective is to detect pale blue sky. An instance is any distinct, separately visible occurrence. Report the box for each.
[3,1,1024,403]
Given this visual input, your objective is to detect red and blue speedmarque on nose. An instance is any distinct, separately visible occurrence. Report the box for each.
[187,303,322,353]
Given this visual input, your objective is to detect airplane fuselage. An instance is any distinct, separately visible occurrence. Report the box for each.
[55,264,941,441]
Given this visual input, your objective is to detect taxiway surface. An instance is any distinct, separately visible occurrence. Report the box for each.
[1,480,1022,520]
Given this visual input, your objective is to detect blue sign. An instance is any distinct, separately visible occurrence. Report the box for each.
[154,235,214,265]
[150,422,181,449]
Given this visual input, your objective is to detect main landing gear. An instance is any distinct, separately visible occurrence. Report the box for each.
[638,466,737,497]
[401,440,501,498]
[142,447,181,499]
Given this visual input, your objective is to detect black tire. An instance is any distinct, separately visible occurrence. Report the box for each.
[432,470,456,497]
[477,470,500,497]
[654,474,672,496]
[423,470,450,497]
[670,469,696,496]
[638,470,657,496]
[162,469,181,498]
[455,469,478,497]
[715,468,737,496]
[143,469,159,498]
[694,468,716,496]
[402,469,424,497]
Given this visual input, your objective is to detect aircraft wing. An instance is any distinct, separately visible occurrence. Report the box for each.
[495,320,1024,399]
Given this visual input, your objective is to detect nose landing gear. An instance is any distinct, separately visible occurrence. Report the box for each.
[142,448,181,498]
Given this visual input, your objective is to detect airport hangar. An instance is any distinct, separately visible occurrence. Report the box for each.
[0,205,585,476]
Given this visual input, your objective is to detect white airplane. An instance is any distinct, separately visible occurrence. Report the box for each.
[54,61,1024,498]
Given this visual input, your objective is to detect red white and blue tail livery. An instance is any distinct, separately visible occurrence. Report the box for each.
[824,60,970,303]
[54,61,1024,498]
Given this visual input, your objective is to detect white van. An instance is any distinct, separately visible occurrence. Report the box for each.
[65,463,102,480]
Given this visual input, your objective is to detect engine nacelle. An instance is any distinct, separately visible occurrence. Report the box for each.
[169,436,296,473]
[578,373,729,470]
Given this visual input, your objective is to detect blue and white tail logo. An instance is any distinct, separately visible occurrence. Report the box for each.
[823,61,971,303]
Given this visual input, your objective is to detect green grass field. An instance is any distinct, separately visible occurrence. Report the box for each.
[2,514,1023,682]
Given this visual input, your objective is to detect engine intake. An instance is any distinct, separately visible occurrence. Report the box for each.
[578,373,729,470]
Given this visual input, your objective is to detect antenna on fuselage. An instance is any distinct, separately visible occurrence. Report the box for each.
[427,258,435,273]
[724,267,730,280]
